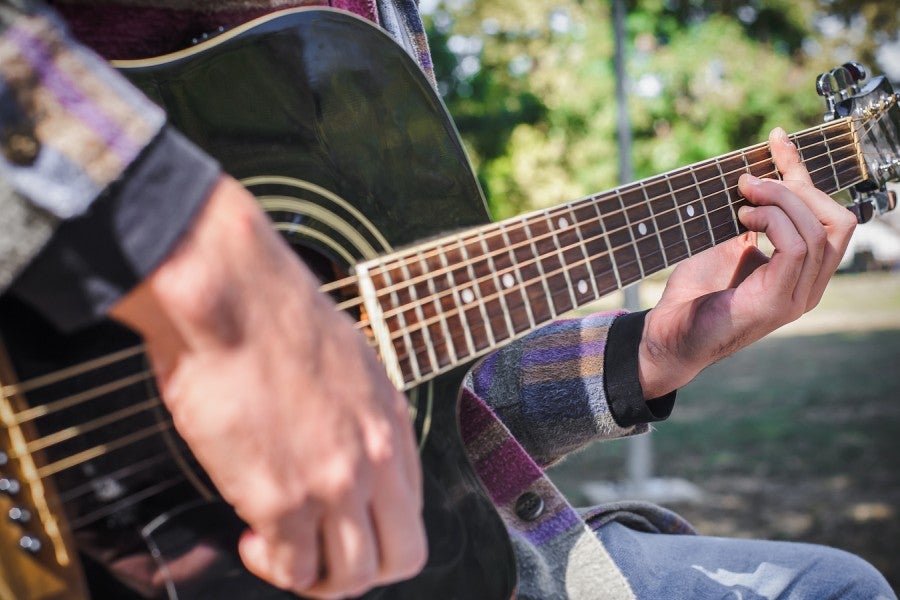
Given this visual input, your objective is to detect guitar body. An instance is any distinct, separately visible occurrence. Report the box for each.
[0,9,516,599]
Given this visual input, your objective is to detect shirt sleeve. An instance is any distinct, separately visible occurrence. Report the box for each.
[0,1,220,331]
[464,311,677,467]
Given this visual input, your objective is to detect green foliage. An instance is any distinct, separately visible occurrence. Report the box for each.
[425,0,899,219]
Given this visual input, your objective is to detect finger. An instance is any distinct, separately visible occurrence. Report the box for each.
[739,175,826,304]
[736,203,806,305]
[392,391,424,507]
[769,126,853,237]
[767,127,858,307]
[769,127,812,184]
[238,528,317,593]
[239,520,320,593]
[369,459,428,586]
[304,504,379,599]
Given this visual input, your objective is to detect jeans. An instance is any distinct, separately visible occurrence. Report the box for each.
[598,520,896,599]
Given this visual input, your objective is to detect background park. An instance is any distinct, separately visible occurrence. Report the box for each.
[421,0,900,592]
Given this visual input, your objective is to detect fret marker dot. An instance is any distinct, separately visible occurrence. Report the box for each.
[686,205,695,217]
[577,280,589,295]
[502,273,515,288]
[638,223,648,236]
[557,217,569,229]
[461,289,475,304]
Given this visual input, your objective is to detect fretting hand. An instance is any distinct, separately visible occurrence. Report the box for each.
[638,127,857,400]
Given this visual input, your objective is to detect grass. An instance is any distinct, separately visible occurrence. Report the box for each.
[546,271,900,591]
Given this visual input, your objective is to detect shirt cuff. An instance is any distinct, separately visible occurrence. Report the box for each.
[10,125,221,332]
[604,310,676,427]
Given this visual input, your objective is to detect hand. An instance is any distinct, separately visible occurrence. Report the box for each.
[638,127,858,399]
[110,176,427,599]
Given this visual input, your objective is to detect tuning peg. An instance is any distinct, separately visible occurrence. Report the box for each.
[833,67,852,98]
[842,61,867,84]
[816,72,836,97]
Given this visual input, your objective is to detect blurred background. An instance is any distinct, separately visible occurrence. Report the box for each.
[420,0,900,592]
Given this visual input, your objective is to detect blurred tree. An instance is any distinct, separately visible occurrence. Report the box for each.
[425,0,899,218]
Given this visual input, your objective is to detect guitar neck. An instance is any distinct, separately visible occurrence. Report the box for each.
[358,117,866,389]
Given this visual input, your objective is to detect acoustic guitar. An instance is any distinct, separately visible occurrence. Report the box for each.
[1,8,898,599]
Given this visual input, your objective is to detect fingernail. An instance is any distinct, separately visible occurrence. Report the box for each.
[742,173,761,185]
[775,127,793,148]
[738,206,755,218]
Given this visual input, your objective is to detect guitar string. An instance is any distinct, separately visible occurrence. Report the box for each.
[0,116,875,401]
[16,155,858,475]
[58,449,181,503]
[1,125,881,476]
[11,370,155,426]
[10,152,861,460]
[336,122,861,316]
[382,158,862,371]
[23,121,876,533]
[359,150,863,349]
[0,125,867,413]
[68,474,190,531]
[347,113,877,330]
[352,148,860,337]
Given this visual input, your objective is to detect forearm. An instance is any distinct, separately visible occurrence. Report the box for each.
[1,1,217,328]
[466,311,676,467]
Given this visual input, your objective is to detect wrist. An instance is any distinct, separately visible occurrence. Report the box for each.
[637,309,699,400]
[109,176,281,371]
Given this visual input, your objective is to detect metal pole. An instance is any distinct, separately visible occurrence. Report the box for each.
[612,0,653,490]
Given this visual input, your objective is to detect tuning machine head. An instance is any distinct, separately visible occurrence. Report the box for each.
[817,62,868,122]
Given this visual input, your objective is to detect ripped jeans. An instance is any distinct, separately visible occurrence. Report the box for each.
[598,520,896,600]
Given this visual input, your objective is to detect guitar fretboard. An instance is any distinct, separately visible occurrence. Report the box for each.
[359,117,865,389]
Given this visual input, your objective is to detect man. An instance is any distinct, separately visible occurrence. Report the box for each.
[0,1,893,598]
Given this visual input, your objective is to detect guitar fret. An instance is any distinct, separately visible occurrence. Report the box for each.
[458,237,497,351]
[437,242,477,359]
[671,181,692,260]
[521,218,559,320]
[476,229,515,342]
[641,186,669,267]
[418,249,458,368]
[399,256,440,375]
[566,204,601,301]
[373,262,422,382]
[713,158,742,235]
[619,183,668,276]
[587,198,622,292]
[649,176,686,265]
[498,222,537,333]
[597,193,640,286]
[819,129,842,192]
[669,169,711,256]
[697,163,739,240]
[615,189,646,280]
[796,132,832,190]
[545,210,579,312]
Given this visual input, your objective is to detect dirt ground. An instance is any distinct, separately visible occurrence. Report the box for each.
[547,272,900,593]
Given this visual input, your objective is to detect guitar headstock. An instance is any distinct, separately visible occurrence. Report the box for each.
[818,62,900,223]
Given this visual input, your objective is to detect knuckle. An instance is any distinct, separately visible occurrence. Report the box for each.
[289,561,319,592]
[839,208,859,231]
[321,467,364,500]
[783,239,808,260]
[344,563,379,596]
[809,227,828,253]
[393,527,429,578]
